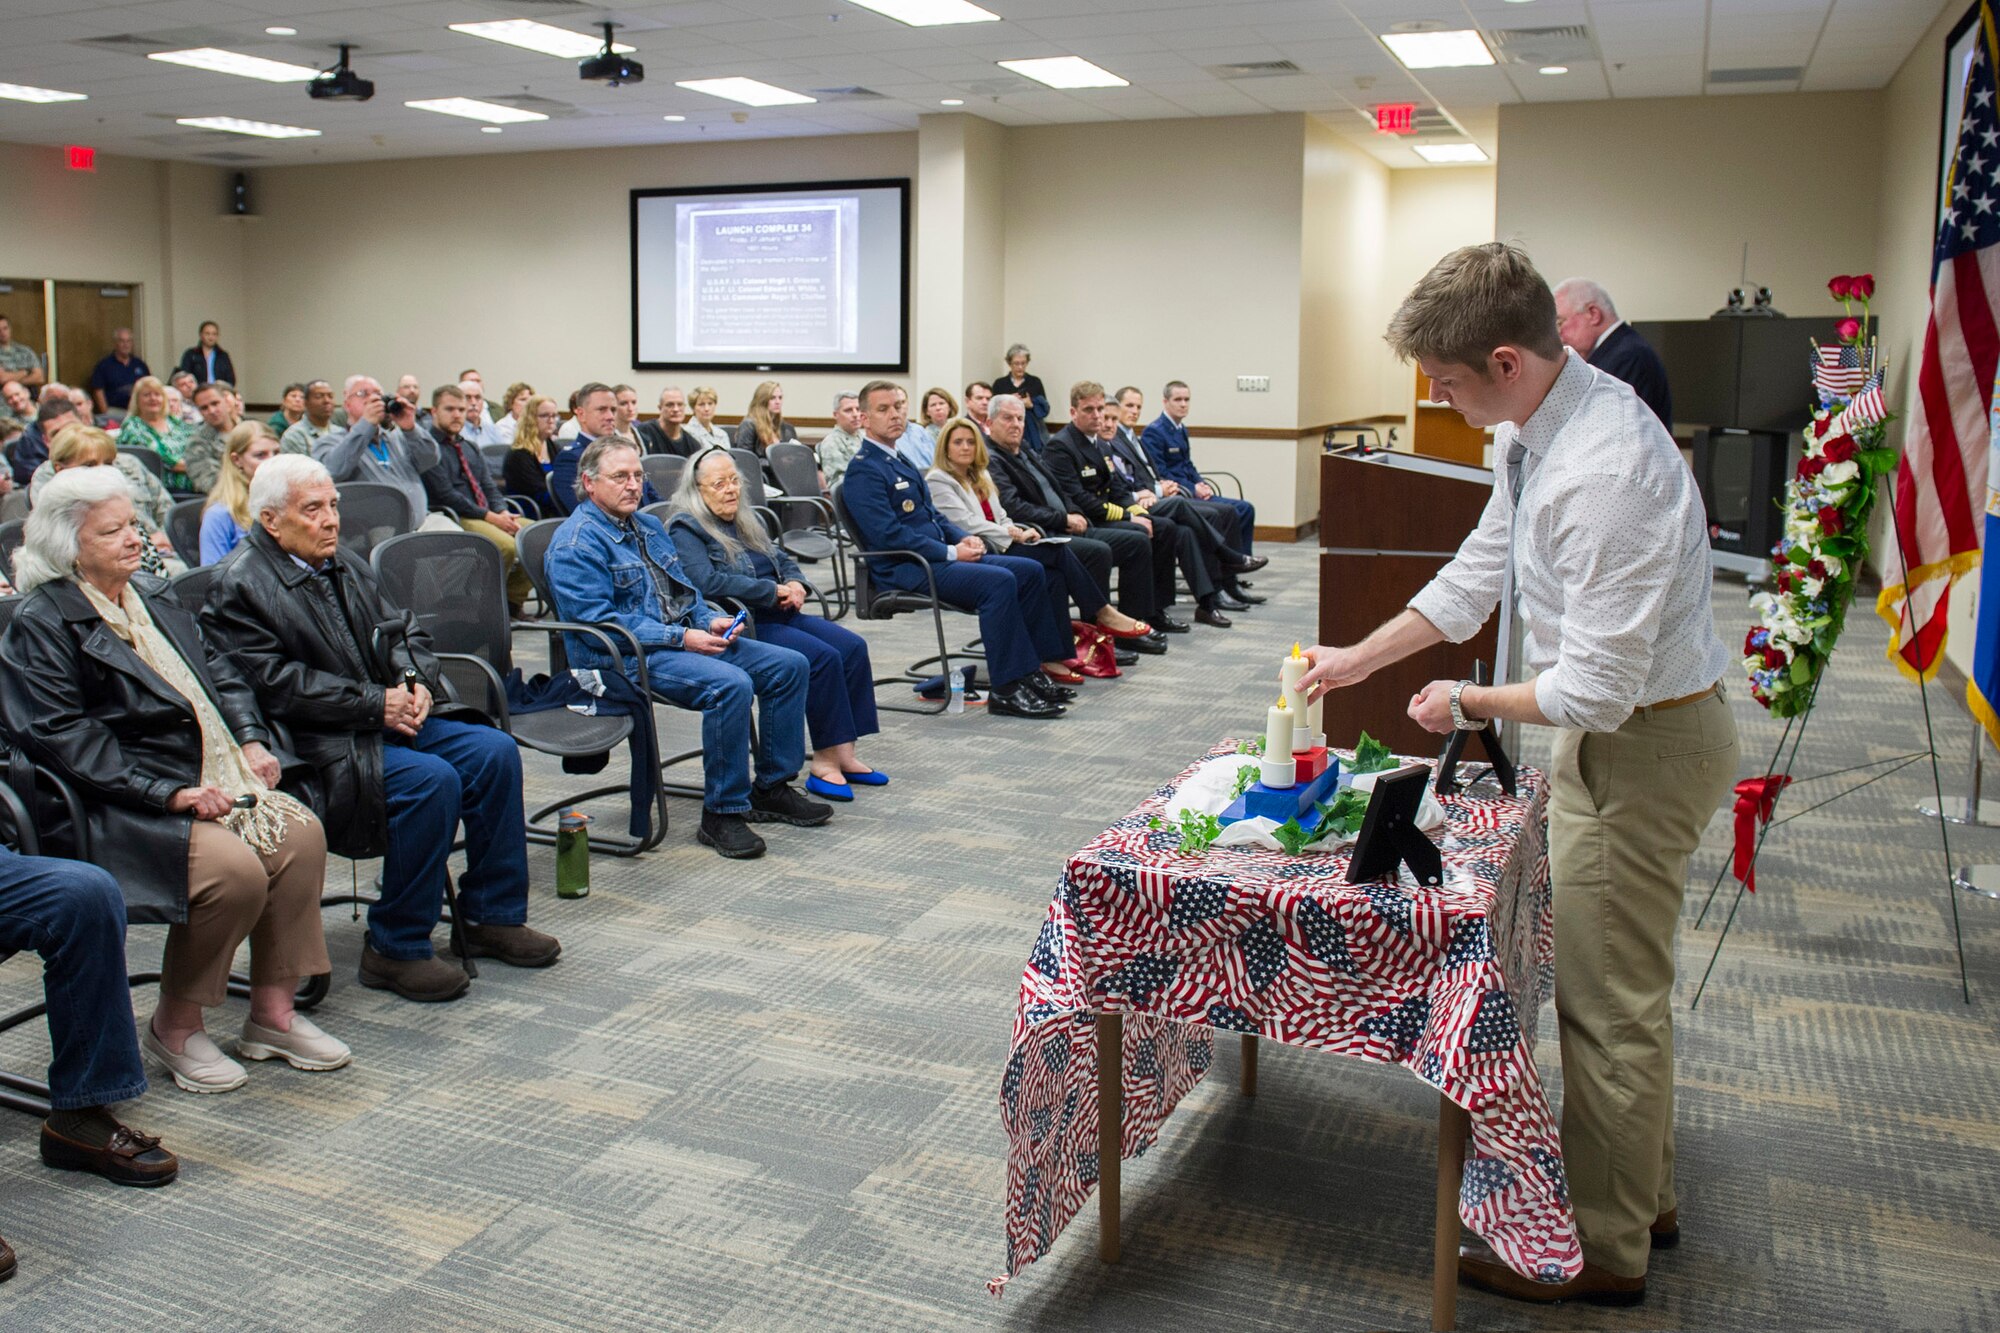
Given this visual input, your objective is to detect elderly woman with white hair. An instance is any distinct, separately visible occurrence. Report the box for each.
[666,446,884,801]
[0,467,349,1095]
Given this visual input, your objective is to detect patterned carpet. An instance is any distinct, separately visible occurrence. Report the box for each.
[0,543,1994,1331]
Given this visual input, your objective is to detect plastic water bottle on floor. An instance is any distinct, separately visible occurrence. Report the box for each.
[948,669,966,715]
[556,810,591,898]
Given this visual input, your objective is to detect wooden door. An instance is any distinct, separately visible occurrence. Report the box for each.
[52,280,138,393]
[0,279,49,376]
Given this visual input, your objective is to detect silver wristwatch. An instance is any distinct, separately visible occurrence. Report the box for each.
[1449,680,1487,731]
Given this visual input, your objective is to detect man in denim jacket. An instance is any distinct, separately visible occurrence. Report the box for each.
[543,438,827,859]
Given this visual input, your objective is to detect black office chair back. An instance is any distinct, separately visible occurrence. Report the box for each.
[728,448,770,507]
[0,520,23,585]
[118,446,165,482]
[0,596,18,638]
[481,442,511,474]
[337,481,413,558]
[642,453,685,498]
[516,518,563,616]
[372,531,513,681]
[166,497,205,566]
[766,442,820,506]
[166,564,218,612]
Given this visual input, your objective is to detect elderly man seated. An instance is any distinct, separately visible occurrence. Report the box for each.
[314,374,442,531]
[544,439,828,860]
[201,455,559,1002]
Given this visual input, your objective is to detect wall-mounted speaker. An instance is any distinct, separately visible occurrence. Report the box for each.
[230,171,251,216]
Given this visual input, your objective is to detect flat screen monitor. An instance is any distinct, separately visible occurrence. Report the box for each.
[630,178,910,372]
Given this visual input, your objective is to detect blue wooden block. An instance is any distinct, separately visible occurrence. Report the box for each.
[1221,757,1345,829]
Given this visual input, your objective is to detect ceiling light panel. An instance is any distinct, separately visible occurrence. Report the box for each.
[1413,143,1489,163]
[675,78,817,107]
[448,21,635,59]
[1380,31,1496,70]
[844,0,1001,27]
[998,57,1130,89]
[177,116,320,139]
[149,48,321,82]
[0,82,87,103]
[405,97,549,124]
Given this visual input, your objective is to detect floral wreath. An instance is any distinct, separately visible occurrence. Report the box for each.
[1742,275,1899,716]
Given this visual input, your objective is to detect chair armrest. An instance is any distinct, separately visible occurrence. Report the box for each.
[846,546,943,604]
[509,619,658,700]
[501,496,535,518]
[1202,469,1244,499]
[33,766,90,860]
[0,775,39,856]
[433,651,511,728]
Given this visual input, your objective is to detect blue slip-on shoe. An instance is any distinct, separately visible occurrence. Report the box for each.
[841,769,889,787]
[804,774,855,802]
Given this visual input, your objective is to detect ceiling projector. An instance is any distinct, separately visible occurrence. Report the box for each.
[309,45,374,101]
[580,24,642,86]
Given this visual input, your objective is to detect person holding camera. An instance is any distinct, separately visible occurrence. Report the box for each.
[314,374,442,530]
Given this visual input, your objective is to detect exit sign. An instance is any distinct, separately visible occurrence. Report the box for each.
[1374,103,1417,135]
[65,145,95,171]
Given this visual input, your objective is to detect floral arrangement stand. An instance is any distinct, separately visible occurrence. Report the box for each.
[1698,273,1972,1007]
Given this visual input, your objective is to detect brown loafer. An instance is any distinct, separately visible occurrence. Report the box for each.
[359,943,472,1002]
[0,1233,15,1282]
[39,1119,180,1188]
[1458,1238,1644,1307]
[1652,1207,1679,1249]
[455,922,561,968]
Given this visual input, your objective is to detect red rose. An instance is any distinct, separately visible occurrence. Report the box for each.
[1836,316,1862,341]
[1744,628,1761,654]
[1808,559,1827,578]
[1763,646,1785,669]
[1775,569,1792,593]
[1828,275,1853,299]
[1851,274,1875,299]
[1824,436,1856,463]
[1819,505,1844,535]
[1798,455,1827,478]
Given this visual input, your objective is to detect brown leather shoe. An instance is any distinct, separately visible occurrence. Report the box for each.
[1652,1207,1679,1249]
[359,943,472,1002]
[1459,1238,1644,1306]
[456,922,561,968]
[39,1119,180,1188]
[0,1233,13,1281]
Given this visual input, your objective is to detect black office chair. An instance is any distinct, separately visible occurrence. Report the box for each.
[762,442,846,615]
[370,531,667,856]
[118,446,165,482]
[827,482,981,716]
[480,443,511,474]
[516,519,709,805]
[166,498,205,566]
[336,481,413,558]
[165,563,219,612]
[0,596,18,636]
[641,454,686,499]
[0,520,22,586]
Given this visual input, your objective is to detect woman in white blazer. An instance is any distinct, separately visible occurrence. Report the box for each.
[925,416,1152,639]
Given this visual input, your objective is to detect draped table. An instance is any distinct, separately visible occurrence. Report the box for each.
[991,742,1581,1329]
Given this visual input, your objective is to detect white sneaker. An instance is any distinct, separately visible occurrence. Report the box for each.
[142,1024,248,1094]
[238,1015,353,1072]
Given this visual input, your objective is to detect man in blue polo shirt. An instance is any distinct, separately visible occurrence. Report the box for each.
[88,328,149,419]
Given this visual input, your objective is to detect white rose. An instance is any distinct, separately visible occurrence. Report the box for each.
[1820,460,1859,486]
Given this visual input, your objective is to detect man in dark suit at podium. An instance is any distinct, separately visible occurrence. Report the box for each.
[1554,279,1672,430]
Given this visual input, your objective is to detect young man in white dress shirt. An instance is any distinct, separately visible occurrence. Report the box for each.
[1299,242,1737,1307]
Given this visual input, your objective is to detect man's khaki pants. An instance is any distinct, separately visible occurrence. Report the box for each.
[460,517,533,610]
[1548,689,1737,1277]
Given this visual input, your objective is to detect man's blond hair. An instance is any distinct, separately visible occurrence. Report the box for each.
[1385,242,1563,374]
[1068,379,1105,408]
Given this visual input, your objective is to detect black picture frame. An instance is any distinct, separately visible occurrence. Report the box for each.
[1345,765,1444,888]
[629,177,912,373]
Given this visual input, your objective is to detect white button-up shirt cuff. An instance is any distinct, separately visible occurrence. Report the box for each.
[1409,582,1488,645]
[1535,663,1636,734]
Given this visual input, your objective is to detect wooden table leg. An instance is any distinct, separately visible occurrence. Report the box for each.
[1097,1011,1122,1264]
[1240,1033,1258,1097]
[1433,1093,1471,1332]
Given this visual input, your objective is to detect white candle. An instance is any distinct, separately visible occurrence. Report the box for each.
[1306,689,1323,740]
[1264,695,1293,762]
[1279,642,1309,725]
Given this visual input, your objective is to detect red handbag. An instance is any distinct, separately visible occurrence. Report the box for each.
[1069,621,1121,678]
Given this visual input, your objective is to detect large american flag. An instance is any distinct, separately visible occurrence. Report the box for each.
[1884,3,2000,680]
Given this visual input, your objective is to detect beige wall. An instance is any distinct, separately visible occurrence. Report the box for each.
[0,141,240,383]
[1298,117,1392,430]
[1498,94,1884,323]
[1381,165,1498,443]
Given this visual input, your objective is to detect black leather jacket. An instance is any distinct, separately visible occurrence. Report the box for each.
[200,525,438,859]
[0,573,276,924]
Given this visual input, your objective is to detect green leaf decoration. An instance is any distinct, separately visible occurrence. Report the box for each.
[1238,736,1265,757]
[1323,786,1371,838]
[1351,731,1396,774]
[1229,764,1260,800]
[1271,818,1313,856]
[1175,808,1224,855]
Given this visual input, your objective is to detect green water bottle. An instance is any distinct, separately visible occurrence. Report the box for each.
[556,810,591,899]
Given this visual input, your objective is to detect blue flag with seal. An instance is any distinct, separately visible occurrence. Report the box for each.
[1969,374,2000,744]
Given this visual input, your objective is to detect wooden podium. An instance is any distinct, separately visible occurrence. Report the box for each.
[1318,451,1502,756]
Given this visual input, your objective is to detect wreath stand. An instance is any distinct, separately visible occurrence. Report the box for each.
[1688,498,1973,1008]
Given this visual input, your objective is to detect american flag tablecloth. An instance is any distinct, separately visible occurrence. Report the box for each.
[991,742,1582,1293]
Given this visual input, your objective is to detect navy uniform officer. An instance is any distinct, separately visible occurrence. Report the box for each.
[1043,379,1233,629]
[839,380,1078,719]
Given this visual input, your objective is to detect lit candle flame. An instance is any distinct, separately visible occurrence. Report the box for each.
[1276,694,1288,711]
[1291,642,1302,659]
